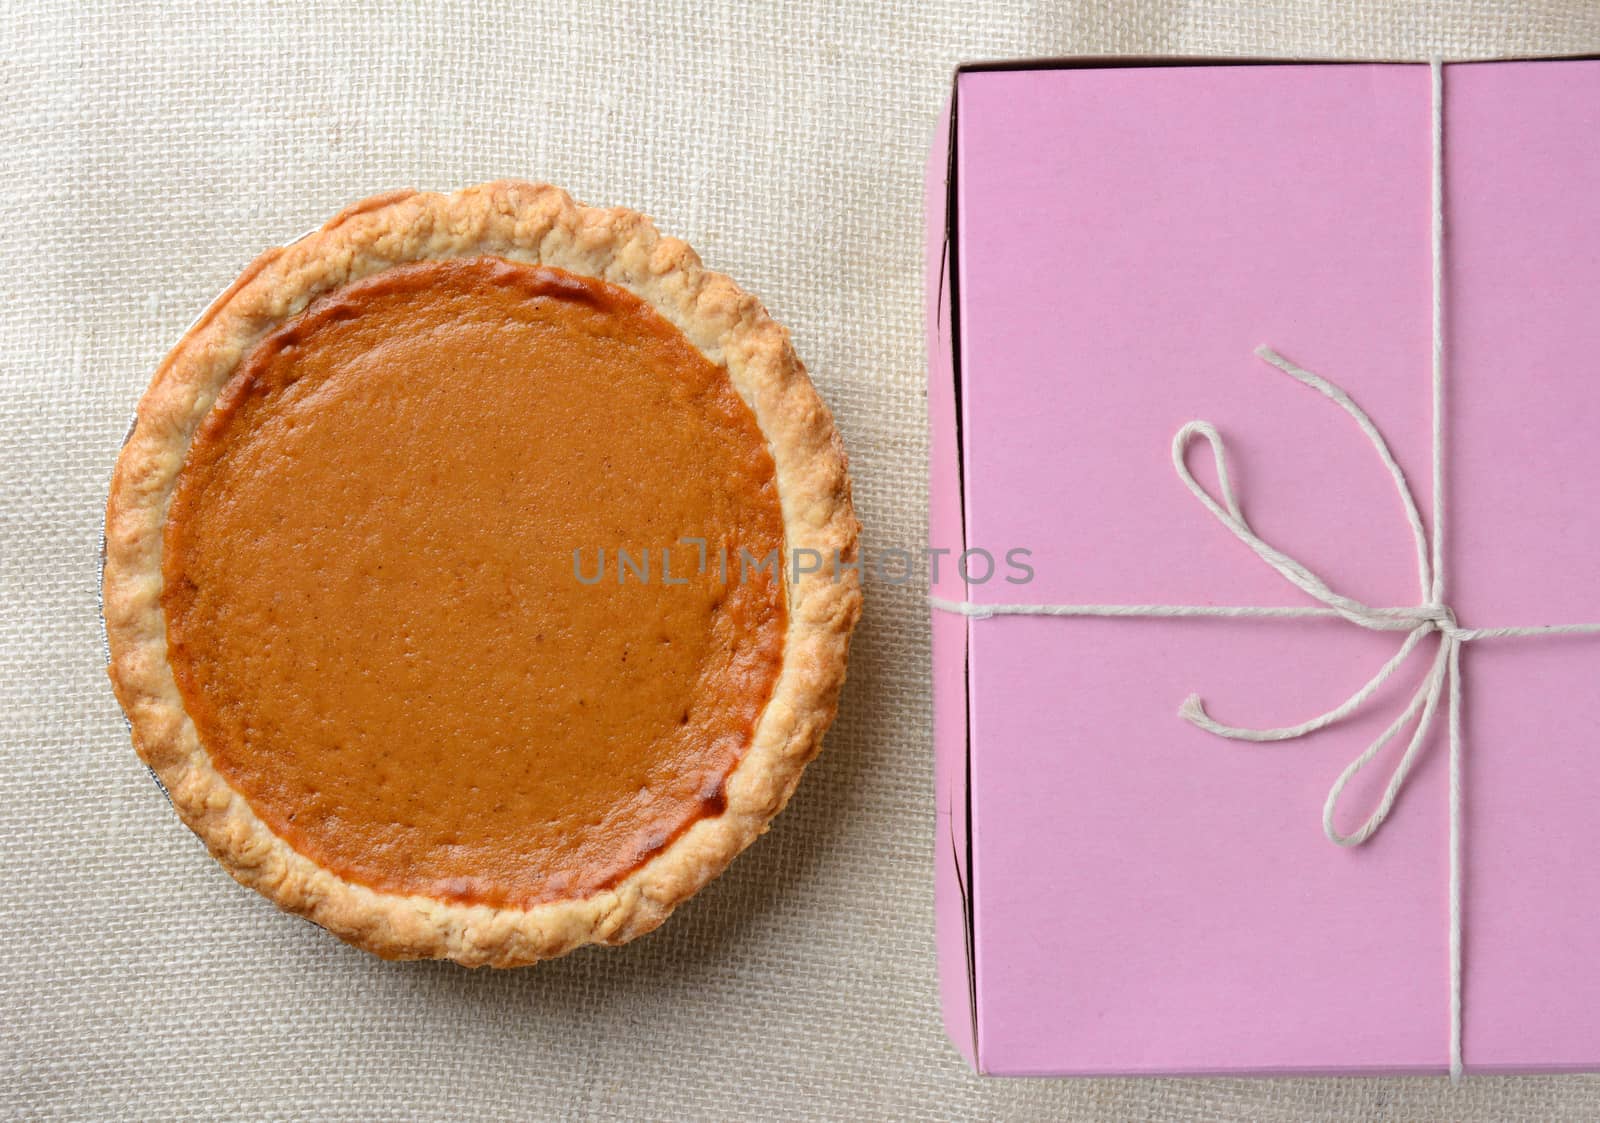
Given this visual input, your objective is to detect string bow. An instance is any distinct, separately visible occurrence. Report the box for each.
[1175,346,1463,849]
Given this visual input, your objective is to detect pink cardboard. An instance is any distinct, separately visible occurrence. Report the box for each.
[926,59,1600,1076]
[926,91,978,1067]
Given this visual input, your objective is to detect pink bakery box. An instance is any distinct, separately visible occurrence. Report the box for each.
[926,56,1600,1077]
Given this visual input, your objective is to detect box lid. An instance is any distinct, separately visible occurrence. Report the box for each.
[929,57,1600,1076]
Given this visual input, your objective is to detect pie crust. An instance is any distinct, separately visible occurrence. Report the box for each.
[103,182,861,966]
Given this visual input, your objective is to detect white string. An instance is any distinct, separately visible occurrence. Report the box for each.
[1447,622,1463,1082]
[931,58,1600,1079]
[1432,55,1447,609]
[1434,57,1458,1081]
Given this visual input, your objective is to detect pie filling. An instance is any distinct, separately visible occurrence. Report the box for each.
[162,256,787,909]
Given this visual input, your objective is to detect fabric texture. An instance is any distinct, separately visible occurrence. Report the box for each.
[5,1,1600,1118]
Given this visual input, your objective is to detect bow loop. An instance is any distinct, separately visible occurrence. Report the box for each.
[1172,412,1420,637]
[1171,420,1245,526]
[1320,637,1453,847]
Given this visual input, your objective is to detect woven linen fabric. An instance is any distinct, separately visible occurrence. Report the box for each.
[7,1,1600,1119]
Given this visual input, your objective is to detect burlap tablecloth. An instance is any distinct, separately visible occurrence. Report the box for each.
[7,2,1600,1118]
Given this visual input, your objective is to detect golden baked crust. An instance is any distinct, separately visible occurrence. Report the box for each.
[103,182,861,966]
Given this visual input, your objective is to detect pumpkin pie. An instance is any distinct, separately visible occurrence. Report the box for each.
[102,182,860,966]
